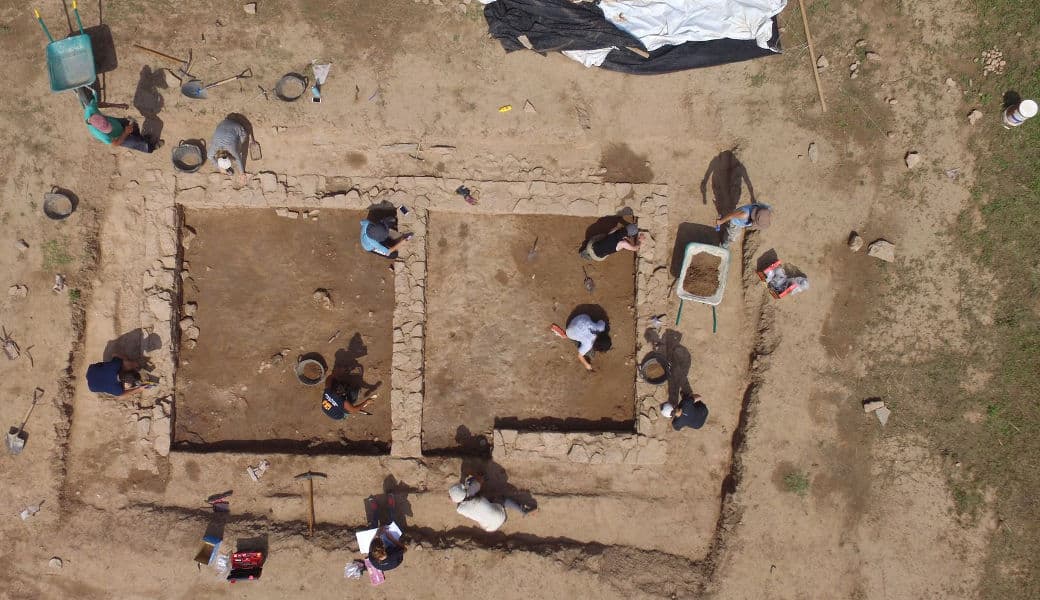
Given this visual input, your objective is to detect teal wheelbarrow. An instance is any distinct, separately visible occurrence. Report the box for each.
[34,1,96,97]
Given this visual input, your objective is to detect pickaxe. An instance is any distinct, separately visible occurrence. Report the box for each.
[295,471,327,537]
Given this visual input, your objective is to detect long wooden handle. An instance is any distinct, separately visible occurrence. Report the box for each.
[797,0,827,112]
[205,69,253,89]
[132,44,187,65]
[17,389,42,432]
[307,478,315,536]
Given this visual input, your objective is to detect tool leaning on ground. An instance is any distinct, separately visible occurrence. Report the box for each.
[295,471,328,537]
[7,387,44,455]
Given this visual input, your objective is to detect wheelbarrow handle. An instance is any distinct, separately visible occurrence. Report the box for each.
[34,8,55,43]
[72,0,84,34]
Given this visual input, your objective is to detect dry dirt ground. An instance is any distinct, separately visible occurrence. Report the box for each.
[0,0,1009,598]
[423,213,637,453]
[176,208,395,451]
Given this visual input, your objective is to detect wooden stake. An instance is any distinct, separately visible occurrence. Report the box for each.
[797,0,827,112]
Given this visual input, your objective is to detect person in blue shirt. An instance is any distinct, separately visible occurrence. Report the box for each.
[715,203,772,248]
[83,98,157,153]
[359,218,411,259]
[85,355,146,397]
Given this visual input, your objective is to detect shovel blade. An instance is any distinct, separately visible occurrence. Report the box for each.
[181,80,207,99]
[6,427,27,454]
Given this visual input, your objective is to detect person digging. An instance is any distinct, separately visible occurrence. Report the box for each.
[85,355,147,397]
[208,117,250,185]
[580,221,645,261]
[715,203,772,248]
[321,374,375,420]
[359,217,412,259]
[661,392,709,431]
[84,97,159,153]
[551,312,612,372]
[448,474,536,532]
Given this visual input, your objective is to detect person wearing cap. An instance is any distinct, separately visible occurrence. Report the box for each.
[580,221,645,261]
[85,355,147,397]
[448,475,535,532]
[550,313,612,372]
[83,98,157,153]
[715,203,772,248]
[207,118,249,184]
[321,375,375,420]
[359,218,411,259]
[660,392,709,431]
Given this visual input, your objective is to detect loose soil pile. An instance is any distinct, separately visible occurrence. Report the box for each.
[683,253,722,296]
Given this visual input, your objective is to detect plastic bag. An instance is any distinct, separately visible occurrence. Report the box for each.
[344,560,364,580]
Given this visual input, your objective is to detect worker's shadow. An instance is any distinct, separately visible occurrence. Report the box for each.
[660,329,693,405]
[371,475,416,529]
[133,65,166,143]
[458,443,537,511]
[701,149,756,217]
[669,223,720,278]
[103,328,161,369]
[331,333,380,395]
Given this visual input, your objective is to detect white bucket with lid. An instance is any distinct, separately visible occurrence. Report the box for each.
[1003,99,1038,128]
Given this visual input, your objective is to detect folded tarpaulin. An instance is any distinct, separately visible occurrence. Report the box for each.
[482,0,781,75]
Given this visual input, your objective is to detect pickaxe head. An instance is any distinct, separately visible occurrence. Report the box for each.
[294,471,328,481]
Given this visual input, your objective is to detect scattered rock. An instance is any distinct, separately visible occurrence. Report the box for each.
[855,39,868,48]
[945,77,957,89]
[136,417,152,438]
[184,302,198,317]
[185,325,201,341]
[287,210,299,220]
[865,51,881,62]
[15,239,29,252]
[523,99,537,114]
[904,151,921,169]
[967,109,983,125]
[260,172,279,194]
[875,405,891,426]
[847,231,863,252]
[275,207,289,218]
[312,288,333,310]
[49,557,63,569]
[179,317,194,331]
[807,142,819,163]
[867,239,895,262]
[816,55,829,70]
[8,285,28,298]
[886,131,896,139]
[243,3,257,14]
[181,226,197,250]
[567,444,590,463]
[862,398,885,413]
[887,98,898,105]
[945,168,961,180]
[849,62,859,72]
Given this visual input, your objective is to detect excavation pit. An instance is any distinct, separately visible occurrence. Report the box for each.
[422,213,638,454]
[174,208,394,453]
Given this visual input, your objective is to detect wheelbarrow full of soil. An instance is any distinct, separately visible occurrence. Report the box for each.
[676,242,730,306]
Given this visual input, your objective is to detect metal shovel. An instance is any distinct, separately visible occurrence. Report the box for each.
[6,388,43,455]
[181,68,253,100]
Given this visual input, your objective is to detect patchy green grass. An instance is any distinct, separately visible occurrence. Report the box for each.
[42,239,72,270]
[783,471,810,496]
[748,72,767,88]
[68,288,81,303]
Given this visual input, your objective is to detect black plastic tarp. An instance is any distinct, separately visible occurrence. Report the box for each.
[483,0,781,75]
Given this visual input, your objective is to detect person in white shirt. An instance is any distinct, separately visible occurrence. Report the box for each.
[551,312,612,371]
[448,475,535,532]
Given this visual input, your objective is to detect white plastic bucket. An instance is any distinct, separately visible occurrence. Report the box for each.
[1003,99,1038,128]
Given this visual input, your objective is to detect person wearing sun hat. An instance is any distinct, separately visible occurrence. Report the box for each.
[715,203,772,248]
[207,117,250,184]
[83,97,157,153]
[661,392,709,431]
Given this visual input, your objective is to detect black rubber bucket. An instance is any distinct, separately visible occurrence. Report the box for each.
[639,353,670,385]
[172,139,205,173]
[275,73,308,102]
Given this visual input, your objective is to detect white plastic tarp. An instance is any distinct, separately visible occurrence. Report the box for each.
[599,0,786,51]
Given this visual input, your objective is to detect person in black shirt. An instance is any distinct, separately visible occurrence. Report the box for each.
[661,392,709,431]
[580,222,645,261]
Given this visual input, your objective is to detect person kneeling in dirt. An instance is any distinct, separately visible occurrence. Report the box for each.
[208,118,250,185]
[359,217,412,259]
[366,495,407,571]
[448,475,535,532]
[661,392,709,431]
[84,98,158,153]
[551,313,611,372]
[715,203,772,248]
[580,222,645,261]
[85,355,147,397]
[321,375,375,420]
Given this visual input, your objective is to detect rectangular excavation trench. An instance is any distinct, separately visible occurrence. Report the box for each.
[173,208,394,453]
[422,213,638,454]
